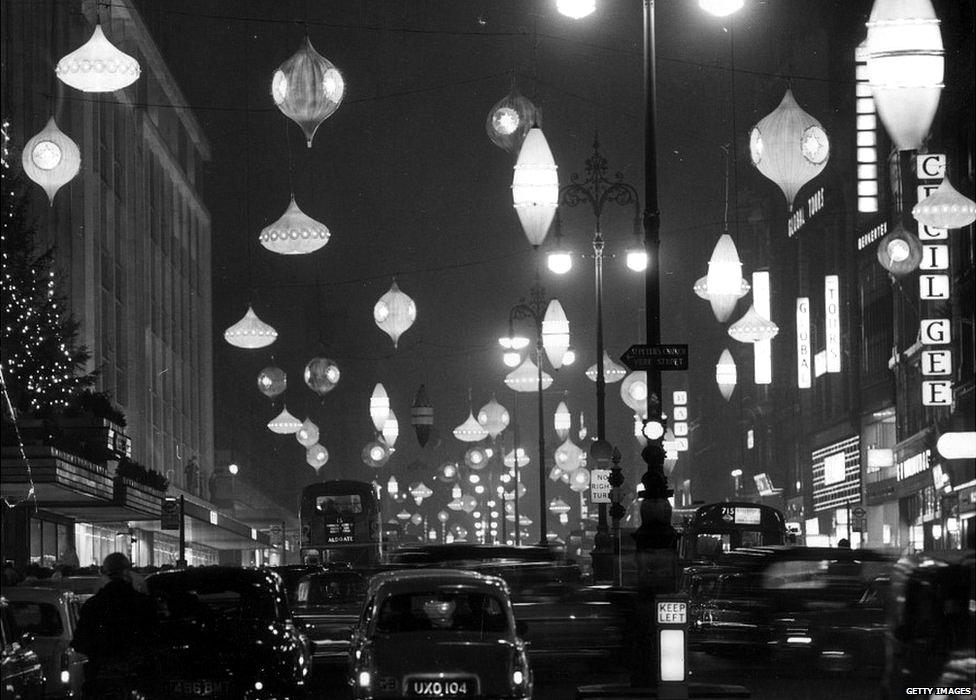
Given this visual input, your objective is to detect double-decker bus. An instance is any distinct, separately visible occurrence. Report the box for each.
[299,480,382,567]
[676,501,787,564]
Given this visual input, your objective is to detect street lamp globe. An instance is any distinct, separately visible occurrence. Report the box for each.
[228,464,239,476]
[626,248,648,272]
[502,349,522,368]
[547,249,573,274]
[556,0,596,19]
[561,345,577,367]
[699,0,744,17]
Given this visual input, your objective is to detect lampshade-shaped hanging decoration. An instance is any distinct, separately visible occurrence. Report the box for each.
[272,37,345,147]
[504,356,554,393]
[465,446,488,470]
[477,396,510,438]
[304,358,340,396]
[382,413,399,449]
[912,178,976,229]
[56,24,141,93]
[569,467,591,493]
[716,349,737,401]
[268,407,302,434]
[409,481,433,506]
[549,497,571,515]
[257,366,287,399]
[585,351,628,383]
[411,385,434,447]
[541,300,570,369]
[454,411,489,443]
[554,400,571,440]
[296,419,320,447]
[728,306,780,344]
[554,438,584,473]
[21,117,80,204]
[504,448,530,468]
[865,0,944,151]
[306,443,329,470]
[704,234,747,322]
[486,86,540,154]
[749,89,830,208]
[693,275,751,324]
[370,384,390,433]
[259,196,331,255]
[512,127,559,247]
[362,440,390,468]
[396,510,412,522]
[225,306,278,349]
[374,280,417,348]
[877,223,923,276]
[620,371,649,415]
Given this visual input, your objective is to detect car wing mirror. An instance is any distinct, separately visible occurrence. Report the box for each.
[515,620,528,637]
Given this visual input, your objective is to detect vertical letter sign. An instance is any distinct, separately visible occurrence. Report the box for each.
[824,276,841,373]
[796,298,811,389]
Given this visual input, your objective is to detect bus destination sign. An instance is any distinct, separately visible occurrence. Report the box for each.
[324,518,356,544]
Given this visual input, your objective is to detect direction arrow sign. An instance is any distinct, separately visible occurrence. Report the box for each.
[621,344,689,371]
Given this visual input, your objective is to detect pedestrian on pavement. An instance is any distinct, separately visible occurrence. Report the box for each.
[71,552,159,698]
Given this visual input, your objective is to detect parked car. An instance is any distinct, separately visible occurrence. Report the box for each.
[292,569,368,667]
[4,587,86,698]
[0,596,45,700]
[146,566,311,699]
[348,569,532,699]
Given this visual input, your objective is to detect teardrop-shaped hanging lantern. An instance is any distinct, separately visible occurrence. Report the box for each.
[620,371,649,414]
[411,385,434,447]
[374,280,417,348]
[370,384,390,433]
[704,234,747,322]
[569,467,591,493]
[578,412,588,441]
[554,437,584,473]
[268,407,302,434]
[541,300,570,369]
[296,419,320,447]
[225,306,278,349]
[304,357,340,396]
[272,36,345,147]
[877,223,923,276]
[477,396,510,439]
[306,443,329,470]
[454,411,489,443]
[257,366,287,399]
[512,127,559,247]
[259,196,331,255]
[362,440,390,468]
[554,401,571,440]
[912,178,976,229]
[585,351,628,384]
[693,275,751,324]
[749,89,830,208]
[504,356,554,393]
[21,117,81,204]
[486,86,540,154]
[728,306,780,344]
[716,349,737,401]
[382,412,399,449]
[465,446,488,470]
[56,24,141,93]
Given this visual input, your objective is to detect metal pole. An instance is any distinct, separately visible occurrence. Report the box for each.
[513,392,521,546]
[594,231,608,537]
[536,339,548,546]
[178,494,186,568]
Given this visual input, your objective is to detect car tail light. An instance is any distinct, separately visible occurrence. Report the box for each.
[510,650,529,690]
[357,671,371,689]
[60,652,71,685]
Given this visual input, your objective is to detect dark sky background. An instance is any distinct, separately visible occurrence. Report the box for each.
[143,0,855,529]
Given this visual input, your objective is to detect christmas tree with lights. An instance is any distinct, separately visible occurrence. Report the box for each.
[1,119,94,416]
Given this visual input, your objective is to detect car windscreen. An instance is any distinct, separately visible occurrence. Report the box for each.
[297,573,367,605]
[762,558,892,602]
[151,581,277,624]
[375,590,509,634]
[8,600,64,636]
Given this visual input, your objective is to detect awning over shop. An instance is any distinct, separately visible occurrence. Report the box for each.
[130,492,272,551]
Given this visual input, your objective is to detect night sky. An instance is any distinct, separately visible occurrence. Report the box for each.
[144,0,854,524]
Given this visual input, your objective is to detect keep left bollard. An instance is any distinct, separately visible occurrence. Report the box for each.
[656,594,689,700]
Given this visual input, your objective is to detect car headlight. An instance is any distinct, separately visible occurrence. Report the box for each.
[358,670,371,689]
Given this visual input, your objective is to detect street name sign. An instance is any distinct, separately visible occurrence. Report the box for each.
[620,344,689,371]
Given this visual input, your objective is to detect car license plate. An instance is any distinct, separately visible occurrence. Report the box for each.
[409,678,474,696]
[167,679,233,696]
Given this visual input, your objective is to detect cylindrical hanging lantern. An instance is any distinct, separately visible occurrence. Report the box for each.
[512,127,559,247]
[704,234,747,322]
[411,384,434,447]
[877,223,923,276]
[477,396,510,438]
[268,407,302,434]
[585,351,628,384]
[362,441,390,468]
[257,366,287,399]
[541,300,570,369]
[304,357,340,396]
[370,384,390,433]
[306,443,329,470]
[454,411,489,443]
[716,349,737,401]
[504,356,554,393]
[382,413,399,449]
[570,467,590,493]
[56,24,141,93]
[225,306,278,349]
[486,87,540,154]
[259,196,330,255]
[272,37,345,147]
[912,178,976,229]
[374,280,416,348]
[728,306,779,344]
[554,400,571,440]
[21,117,80,204]
[620,371,649,414]
[554,438,584,473]
[296,419,320,447]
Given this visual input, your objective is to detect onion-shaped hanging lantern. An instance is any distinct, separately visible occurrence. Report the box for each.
[374,280,416,348]
[268,407,302,434]
[259,196,331,255]
[411,385,434,447]
[225,306,278,349]
[554,438,584,473]
[454,411,489,443]
[728,306,780,344]
[296,419,320,447]
[477,396,510,439]
[486,86,540,154]
[382,413,399,449]
[912,178,976,229]
[464,446,488,470]
[716,349,737,401]
[620,371,649,415]
[877,223,923,276]
[865,0,944,151]
[56,24,141,93]
[504,356,554,393]
[370,383,390,433]
[272,37,345,147]
[504,448,530,468]
[362,440,390,468]
[257,366,287,399]
[306,443,329,470]
[569,467,591,493]
[585,351,628,384]
[703,234,747,323]
[541,300,570,369]
[549,497,571,515]
[21,117,80,204]
[749,89,830,208]
[554,400,571,440]
[304,357,340,396]
[512,127,559,247]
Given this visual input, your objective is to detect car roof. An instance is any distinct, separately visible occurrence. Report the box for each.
[1,586,77,604]
[717,546,895,567]
[147,566,282,589]
[366,568,510,597]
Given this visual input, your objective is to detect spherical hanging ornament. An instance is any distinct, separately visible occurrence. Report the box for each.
[512,127,559,247]
[453,411,489,443]
[259,196,330,255]
[728,306,779,344]
[749,89,830,208]
[877,223,923,276]
[486,86,540,154]
[570,467,591,493]
[296,419,320,447]
[272,36,345,147]
[703,234,747,322]
[304,357,340,396]
[716,349,737,401]
[585,351,628,384]
[912,178,976,229]
[411,384,434,447]
[257,366,287,399]
[225,306,278,349]
[541,300,571,369]
[554,400,571,440]
[464,446,488,470]
[370,383,390,433]
[620,371,649,415]
[55,24,141,93]
[504,356,553,393]
[268,407,302,434]
[554,438,584,473]
[477,396,510,439]
[382,413,399,449]
[306,443,329,470]
[460,494,478,514]
[362,440,390,468]
[373,280,416,348]
[21,117,80,204]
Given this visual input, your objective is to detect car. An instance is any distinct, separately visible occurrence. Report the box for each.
[146,566,311,699]
[268,564,327,605]
[348,569,532,699]
[291,569,368,667]
[0,596,46,700]
[3,587,87,698]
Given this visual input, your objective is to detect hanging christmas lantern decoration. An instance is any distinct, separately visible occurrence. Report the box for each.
[716,349,737,401]
[272,36,345,147]
[56,24,141,93]
[877,223,923,276]
[464,446,488,470]
[225,306,277,349]
[460,494,478,514]
[554,438,584,473]
[749,89,830,208]
[549,465,565,482]
[362,440,390,468]
[912,178,976,229]
[259,196,330,255]
[865,0,944,152]
[504,448,530,468]
[454,411,489,443]
[257,366,287,399]
[570,467,590,493]
[410,513,424,526]
[306,443,329,470]
[620,371,649,415]
[304,357,340,396]
[374,280,416,348]
[578,412,588,442]
[21,117,80,204]
[728,306,779,344]
[702,234,747,322]
[382,413,399,449]
[411,384,434,447]
[296,419,320,447]
[541,300,570,369]
[486,85,540,154]
[370,383,390,433]
[477,396,510,438]
[554,400,571,440]
[396,510,412,522]
[693,275,751,324]
[585,351,627,383]
[504,356,553,392]
[409,482,433,506]
[549,497,571,515]
[440,462,458,480]
[512,127,559,247]
[268,407,302,434]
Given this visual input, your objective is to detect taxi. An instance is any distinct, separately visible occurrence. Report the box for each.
[348,569,532,699]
